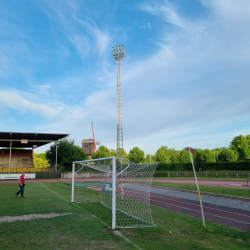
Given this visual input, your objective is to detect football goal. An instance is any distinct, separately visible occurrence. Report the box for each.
[71,156,158,229]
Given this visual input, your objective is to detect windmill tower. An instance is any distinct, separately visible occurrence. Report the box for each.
[112,45,126,157]
[81,122,101,157]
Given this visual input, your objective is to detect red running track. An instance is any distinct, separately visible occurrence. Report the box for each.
[150,192,250,232]
[91,185,250,231]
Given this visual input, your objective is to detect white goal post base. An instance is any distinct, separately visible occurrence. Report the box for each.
[71,157,158,229]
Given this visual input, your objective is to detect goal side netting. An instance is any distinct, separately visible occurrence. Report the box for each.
[71,157,158,229]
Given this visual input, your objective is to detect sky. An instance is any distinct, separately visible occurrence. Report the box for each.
[0,0,250,155]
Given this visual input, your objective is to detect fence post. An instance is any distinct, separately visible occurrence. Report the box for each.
[168,172,169,177]
[237,172,238,178]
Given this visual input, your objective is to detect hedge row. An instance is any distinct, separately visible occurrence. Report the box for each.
[153,171,250,178]
[156,161,250,171]
[200,162,250,171]
[156,163,194,171]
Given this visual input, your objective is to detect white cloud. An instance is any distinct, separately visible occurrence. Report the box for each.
[72,15,112,56]
[37,0,250,153]
[0,89,63,118]
[1,0,250,155]
[34,1,112,59]
[140,1,185,28]
[117,0,250,152]
[140,22,152,30]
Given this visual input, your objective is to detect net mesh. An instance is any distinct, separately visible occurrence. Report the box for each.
[72,157,158,229]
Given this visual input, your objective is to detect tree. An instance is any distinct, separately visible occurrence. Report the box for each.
[33,152,49,168]
[110,149,116,157]
[145,154,156,163]
[194,148,216,163]
[91,152,98,159]
[178,150,192,163]
[91,145,111,159]
[155,146,171,163]
[201,149,216,163]
[212,148,222,162]
[169,149,180,163]
[36,153,47,161]
[116,148,127,158]
[218,148,239,162]
[230,135,250,161]
[194,149,202,165]
[46,138,87,171]
[128,147,144,163]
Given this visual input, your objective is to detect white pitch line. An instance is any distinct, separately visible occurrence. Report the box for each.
[39,182,108,227]
[114,231,144,250]
[39,182,142,249]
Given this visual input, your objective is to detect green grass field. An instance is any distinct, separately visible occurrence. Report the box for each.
[0,181,249,250]
[152,182,250,199]
[153,177,249,181]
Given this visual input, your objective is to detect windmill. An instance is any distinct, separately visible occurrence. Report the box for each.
[81,122,101,157]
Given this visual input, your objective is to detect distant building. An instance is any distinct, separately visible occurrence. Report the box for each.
[82,139,101,158]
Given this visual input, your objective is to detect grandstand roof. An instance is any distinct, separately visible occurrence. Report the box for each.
[0,132,69,148]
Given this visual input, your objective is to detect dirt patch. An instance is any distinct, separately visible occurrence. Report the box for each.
[0,212,72,223]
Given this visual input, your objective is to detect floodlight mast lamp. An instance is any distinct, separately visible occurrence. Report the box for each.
[112,45,126,157]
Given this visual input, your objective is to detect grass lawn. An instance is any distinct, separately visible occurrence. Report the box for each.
[152,182,250,199]
[153,177,249,181]
[0,181,249,250]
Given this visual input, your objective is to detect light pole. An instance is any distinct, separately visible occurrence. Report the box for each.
[112,45,126,157]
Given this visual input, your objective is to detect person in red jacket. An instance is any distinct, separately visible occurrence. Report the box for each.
[16,172,26,198]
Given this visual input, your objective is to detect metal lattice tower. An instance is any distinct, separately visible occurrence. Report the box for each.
[112,45,126,156]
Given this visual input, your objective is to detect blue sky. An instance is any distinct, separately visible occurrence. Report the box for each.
[0,0,250,155]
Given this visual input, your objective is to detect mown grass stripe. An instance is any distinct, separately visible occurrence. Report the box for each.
[39,182,142,249]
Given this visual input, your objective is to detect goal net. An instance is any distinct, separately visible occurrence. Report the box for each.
[71,157,158,229]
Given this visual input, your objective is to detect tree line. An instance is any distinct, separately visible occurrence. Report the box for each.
[92,135,250,164]
[43,134,250,170]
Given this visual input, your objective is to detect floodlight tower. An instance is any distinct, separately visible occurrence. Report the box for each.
[112,45,126,157]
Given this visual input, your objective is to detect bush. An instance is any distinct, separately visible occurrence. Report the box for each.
[200,161,250,171]
[156,161,250,171]
[156,162,194,171]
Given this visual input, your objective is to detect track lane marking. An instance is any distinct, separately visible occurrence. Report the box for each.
[150,198,250,225]
[150,194,250,219]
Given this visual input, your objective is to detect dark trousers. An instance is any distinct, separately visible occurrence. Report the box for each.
[16,184,25,197]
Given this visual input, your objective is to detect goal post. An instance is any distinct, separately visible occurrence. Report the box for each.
[71,156,158,229]
[112,156,116,229]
